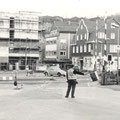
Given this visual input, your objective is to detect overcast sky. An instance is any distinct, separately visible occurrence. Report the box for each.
[1,0,120,18]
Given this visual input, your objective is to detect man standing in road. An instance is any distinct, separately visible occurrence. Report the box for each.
[65,65,84,98]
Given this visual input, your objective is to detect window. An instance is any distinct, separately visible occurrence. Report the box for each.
[53,51,56,55]
[46,51,56,56]
[60,43,66,49]
[84,58,92,67]
[73,46,75,53]
[10,30,14,39]
[76,35,79,40]
[46,40,56,45]
[60,51,66,55]
[80,45,82,53]
[84,45,87,52]
[111,23,116,28]
[110,44,117,53]
[81,34,82,40]
[53,40,56,44]
[84,58,87,67]
[111,33,115,39]
[84,34,86,39]
[98,32,104,39]
[10,17,14,28]
[104,44,106,50]
[0,20,4,26]
[76,46,79,53]
[88,44,91,52]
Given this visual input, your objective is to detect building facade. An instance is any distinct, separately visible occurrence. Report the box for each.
[71,18,120,72]
[0,12,45,70]
[44,21,78,69]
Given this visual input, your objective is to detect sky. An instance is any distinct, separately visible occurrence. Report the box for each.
[0,0,120,18]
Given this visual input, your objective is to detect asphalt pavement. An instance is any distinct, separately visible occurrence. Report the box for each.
[0,74,120,120]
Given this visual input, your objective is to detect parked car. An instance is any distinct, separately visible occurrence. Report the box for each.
[35,64,48,76]
[47,66,66,77]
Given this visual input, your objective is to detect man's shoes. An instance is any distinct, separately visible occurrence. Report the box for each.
[65,96,68,98]
[71,96,75,98]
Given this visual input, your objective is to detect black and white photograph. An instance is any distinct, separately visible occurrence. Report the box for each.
[0,0,120,120]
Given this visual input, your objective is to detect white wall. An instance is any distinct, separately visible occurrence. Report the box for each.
[0,29,9,38]
[0,47,9,57]
[14,31,38,39]
[46,44,57,51]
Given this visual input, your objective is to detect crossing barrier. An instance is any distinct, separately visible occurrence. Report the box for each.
[0,76,14,80]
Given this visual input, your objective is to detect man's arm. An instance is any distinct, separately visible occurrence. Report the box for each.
[73,70,84,75]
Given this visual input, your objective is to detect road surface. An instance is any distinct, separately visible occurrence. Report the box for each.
[0,75,120,120]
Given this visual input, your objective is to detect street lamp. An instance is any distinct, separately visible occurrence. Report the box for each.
[25,38,29,70]
[111,21,120,84]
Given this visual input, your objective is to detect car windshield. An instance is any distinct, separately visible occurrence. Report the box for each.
[48,67,60,70]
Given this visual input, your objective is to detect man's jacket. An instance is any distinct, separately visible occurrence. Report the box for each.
[66,68,84,80]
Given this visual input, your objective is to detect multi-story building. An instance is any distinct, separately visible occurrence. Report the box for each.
[0,12,45,70]
[71,18,98,71]
[44,21,78,69]
[103,18,120,71]
[71,18,120,71]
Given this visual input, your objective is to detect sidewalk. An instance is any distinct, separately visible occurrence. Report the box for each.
[0,71,55,81]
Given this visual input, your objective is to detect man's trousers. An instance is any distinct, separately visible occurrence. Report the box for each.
[66,80,76,98]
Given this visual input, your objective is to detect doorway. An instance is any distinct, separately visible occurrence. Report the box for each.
[80,60,83,70]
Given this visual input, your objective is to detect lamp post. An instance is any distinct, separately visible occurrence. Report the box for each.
[25,38,29,70]
[111,21,120,84]
[94,19,98,71]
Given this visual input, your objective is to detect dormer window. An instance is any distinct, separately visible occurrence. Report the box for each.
[111,23,116,29]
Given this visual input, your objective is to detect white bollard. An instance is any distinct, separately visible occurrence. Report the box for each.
[3,76,6,80]
[9,76,13,80]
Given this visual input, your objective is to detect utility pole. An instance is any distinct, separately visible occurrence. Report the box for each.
[104,17,107,56]
[94,19,98,71]
[117,28,120,84]
[25,38,28,69]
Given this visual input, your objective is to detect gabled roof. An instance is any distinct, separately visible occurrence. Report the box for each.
[51,21,79,33]
[72,18,106,42]
[83,19,96,32]
[83,18,105,33]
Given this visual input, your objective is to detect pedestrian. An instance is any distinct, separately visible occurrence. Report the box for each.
[26,65,29,76]
[65,65,84,98]
[14,75,18,89]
